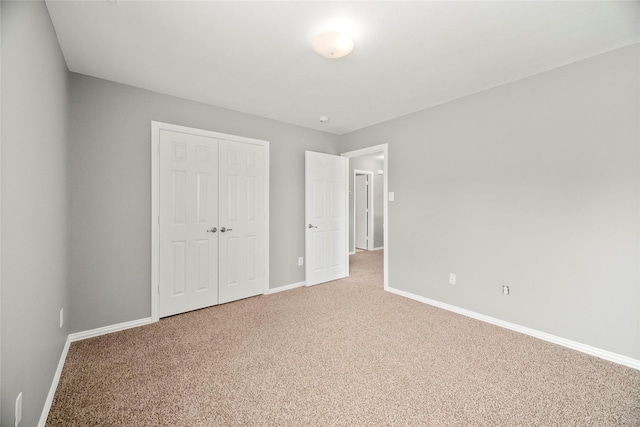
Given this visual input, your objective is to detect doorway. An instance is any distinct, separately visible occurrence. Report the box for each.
[341,144,388,290]
[354,170,374,251]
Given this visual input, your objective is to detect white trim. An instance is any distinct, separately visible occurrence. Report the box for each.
[349,251,356,255]
[353,169,374,252]
[263,143,271,298]
[386,286,640,371]
[371,246,384,251]
[265,281,306,295]
[37,337,70,427]
[344,157,350,279]
[0,6,3,422]
[151,122,160,321]
[68,317,154,342]
[151,121,269,321]
[305,281,326,288]
[341,144,389,290]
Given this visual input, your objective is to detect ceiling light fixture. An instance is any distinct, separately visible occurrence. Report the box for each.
[312,32,354,59]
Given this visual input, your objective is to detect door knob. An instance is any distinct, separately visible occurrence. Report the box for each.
[308,224,318,229]
[220,227,233,232]
[206,227,217,233]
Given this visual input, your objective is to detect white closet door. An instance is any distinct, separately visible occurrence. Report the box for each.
[218,139,266,304]
[159,130,219,317]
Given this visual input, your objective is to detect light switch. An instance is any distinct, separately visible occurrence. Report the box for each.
[389,192,395,202]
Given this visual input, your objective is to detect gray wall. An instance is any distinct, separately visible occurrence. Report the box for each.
[3,5,637,423]
[69,73,338,333]
[349,155,384,251]
[1,2,70,425]
[339,43,640,359]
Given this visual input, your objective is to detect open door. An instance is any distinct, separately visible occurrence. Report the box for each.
[305,151,349,286]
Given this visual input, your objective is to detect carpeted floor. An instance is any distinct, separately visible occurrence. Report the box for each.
[47,250,640,426]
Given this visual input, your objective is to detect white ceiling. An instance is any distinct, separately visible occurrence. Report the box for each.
[46,1,640,135]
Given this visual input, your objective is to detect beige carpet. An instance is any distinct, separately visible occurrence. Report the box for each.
[48,250,640,426]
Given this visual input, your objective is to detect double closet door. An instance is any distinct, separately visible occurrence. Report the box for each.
[159,129,266,318]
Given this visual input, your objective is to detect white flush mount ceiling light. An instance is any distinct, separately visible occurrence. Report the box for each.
[312,32,354,59]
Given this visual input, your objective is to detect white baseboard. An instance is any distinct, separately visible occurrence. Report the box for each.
[68,317,154,342]
[38,336,71,427]
[39,317,155,425]
[386,286,640,371]
[351,247,383,253]
[266,281,305,294]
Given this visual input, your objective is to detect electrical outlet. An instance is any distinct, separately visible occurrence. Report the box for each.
[15,392,22,427]
[503,285,510,295]
[449,273,456,285]
[298,257,304,266]
[60,308,64,328]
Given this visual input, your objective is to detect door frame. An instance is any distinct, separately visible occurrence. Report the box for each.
[150,121,270,322]
[353,170,374,251]
[341,144,389,290]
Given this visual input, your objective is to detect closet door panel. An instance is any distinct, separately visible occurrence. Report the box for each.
[218,140,266,304]
[159,131,219,317]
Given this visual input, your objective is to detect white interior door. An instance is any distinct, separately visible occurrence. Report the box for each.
[305,151,348,286]
[159,130,219,317]
[355,174,368,250]
[218,139,266,304]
